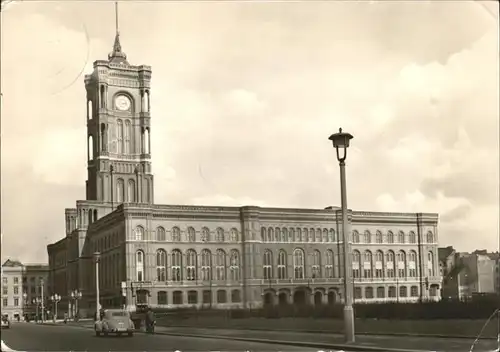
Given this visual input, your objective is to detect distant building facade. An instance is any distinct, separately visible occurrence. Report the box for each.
[439,248,499,300]
[1,259,50,320]
[47,31,442,318]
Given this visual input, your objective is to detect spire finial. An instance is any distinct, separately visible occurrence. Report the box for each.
[108,1,128,64]
[115,1,119,35]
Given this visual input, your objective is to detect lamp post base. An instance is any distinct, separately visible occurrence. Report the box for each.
[343,305,355,343]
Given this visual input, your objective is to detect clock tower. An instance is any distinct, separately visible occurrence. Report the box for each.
[84,28,154,205]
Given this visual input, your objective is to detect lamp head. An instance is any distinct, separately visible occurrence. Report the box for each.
[328,128,353,149]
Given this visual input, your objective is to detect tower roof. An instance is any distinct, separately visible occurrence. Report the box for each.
[108,32,129,65]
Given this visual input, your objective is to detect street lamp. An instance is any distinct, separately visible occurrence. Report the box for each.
[32,297,41,322]
[70,290,82,321]
[94,252,101,320]
[50,294,61,322]
[329,128,355,343]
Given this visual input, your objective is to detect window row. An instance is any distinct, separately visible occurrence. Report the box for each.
[149,289,242,305]
[135,249,242,282]
[353,285,439,299]
[352,230,435,244]
[261,249,436,280]
[261,227,336,243]
[134,226,240,242]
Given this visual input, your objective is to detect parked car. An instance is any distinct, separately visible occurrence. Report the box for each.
[1,314,10,329]
[94,309,134,337]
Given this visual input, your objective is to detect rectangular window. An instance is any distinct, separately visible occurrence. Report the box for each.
[375,269,383,278]
[13,277,19,285]
[13,287,19,295]
[2,277,7,285]
[2,287,7,295]
[2,298,7,306]
[14,298,19,307]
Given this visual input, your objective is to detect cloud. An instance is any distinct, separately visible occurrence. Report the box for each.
[1,1,498,262]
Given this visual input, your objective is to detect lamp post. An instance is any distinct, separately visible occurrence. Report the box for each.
[329,127,355,343]
[70,290,82,321]
[40,278,45,322]
[94,252,101,320]
[33,298,41,322]
[50,294,61,322]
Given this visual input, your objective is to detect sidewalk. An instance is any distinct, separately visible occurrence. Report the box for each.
[153,326,499,352]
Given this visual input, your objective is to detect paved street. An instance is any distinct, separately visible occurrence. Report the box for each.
[160,326,499,352]
[0,322,319,352]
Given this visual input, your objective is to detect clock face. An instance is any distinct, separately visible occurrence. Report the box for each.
[115,95,131,111]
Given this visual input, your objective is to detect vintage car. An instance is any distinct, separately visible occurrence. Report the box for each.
[94,309,134,337]
[1,314,10,329]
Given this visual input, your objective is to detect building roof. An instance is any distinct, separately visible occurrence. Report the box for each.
[2,259,23,267]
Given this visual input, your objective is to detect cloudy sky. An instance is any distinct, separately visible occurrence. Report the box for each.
[1,1,498,263]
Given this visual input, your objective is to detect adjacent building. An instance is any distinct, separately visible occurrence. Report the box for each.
[47,29,442,318]
[439,247,499,300]
[1,259,50,320]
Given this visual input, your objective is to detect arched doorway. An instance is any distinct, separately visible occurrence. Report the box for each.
[293,290,307,305]
[328,290,337,305]
[263,292,275,306]
[278,292,288,305]
[314,291,323,305]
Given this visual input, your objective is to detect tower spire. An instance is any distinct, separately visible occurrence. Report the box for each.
[108,1,128,64]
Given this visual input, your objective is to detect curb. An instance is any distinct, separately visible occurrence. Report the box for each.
[162,324,497,340]
[1,340,22,352]
[152,331,434,352]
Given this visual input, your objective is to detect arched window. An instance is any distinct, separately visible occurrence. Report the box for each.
[364,231,371,243]
[116,119,123,154]
[328,229,335,242]
[352,250,361,278]
[281,228,288,242]
[116,179,125,203]
[215,249,226,281]
[309,228,315,242]
[186,249,197,281]
[397,250,407,278]
[312,250,321,278]
[263,250,273,279]
[303,228,308,242]
[398,231,405,244]
[386,250,395,278]
[289,228,295,242]
[135,250,144,282]
[296,228,302,242]
[325,250,334,278]
[200,249,211,281]
[363,251,373,278]
[216,228,225,242]
[409,231,416,244]
[230,228,239,242]
[156,227,166,241]
[187,227,195,242]
[157,291,167,305]
[229,250,240,281]
[268,228,274,242]
[293,248,305,279]
[387,231,394,243]
[156,249,167,281]
[135,226,144,241]
[408,250,417,277]
[376,231,383,244]
[275,228,281,242]
[171,249,182,281]
[426,231,434,243]
[201,227,210,242]
[124,120,131,154]
[322,229,328,242]
[352,231,360,243]
[261,228,267,242]
[277,250,287,279]
[428,251,435,276]
[375,250,384,278]
[172,227,181,242]
[127,179,136,203]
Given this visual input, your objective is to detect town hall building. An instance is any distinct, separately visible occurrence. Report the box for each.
[47,27,442,319]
